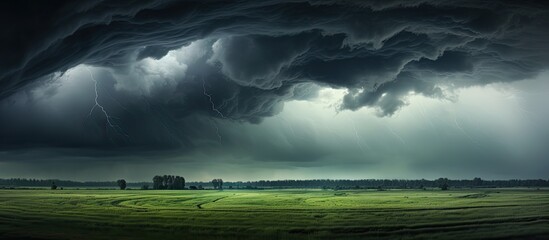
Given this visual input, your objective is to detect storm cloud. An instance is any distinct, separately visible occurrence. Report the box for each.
[1,0,549,180]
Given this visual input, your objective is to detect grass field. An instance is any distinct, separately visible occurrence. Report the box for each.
[1,189,548,239]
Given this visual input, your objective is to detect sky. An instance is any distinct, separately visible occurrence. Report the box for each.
[1,0,548,181]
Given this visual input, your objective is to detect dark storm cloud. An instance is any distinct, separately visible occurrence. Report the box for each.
[209,34,312,89]
[1,0,549,155]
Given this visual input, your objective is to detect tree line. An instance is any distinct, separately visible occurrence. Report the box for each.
[187,178,549,189]
[0,178,147,188]
[2,177,549,189]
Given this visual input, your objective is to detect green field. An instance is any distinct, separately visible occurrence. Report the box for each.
[1,189,548,239]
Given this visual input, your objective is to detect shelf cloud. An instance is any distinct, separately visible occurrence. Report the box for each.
[1,0,548,180]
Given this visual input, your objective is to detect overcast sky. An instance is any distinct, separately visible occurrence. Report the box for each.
[1,0,548,181]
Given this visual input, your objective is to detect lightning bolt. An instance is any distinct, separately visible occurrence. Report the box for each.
[200,77,226,144]
[351,119,371,153]
[86,67,127,138]
[210,119,222,142]
[202,77,226,119]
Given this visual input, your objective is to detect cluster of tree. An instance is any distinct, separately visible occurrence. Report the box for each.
[212,179,223,189]
[186,178,549,189]
[152,175,185,190]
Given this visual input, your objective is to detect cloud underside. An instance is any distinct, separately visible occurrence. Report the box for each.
[1,0,549,154]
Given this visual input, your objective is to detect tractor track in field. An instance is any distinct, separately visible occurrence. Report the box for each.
[102,194,547,214]
[196,196,228,209]
[108,196,155,212]
[88,193,548,216]
[104,195,232,211]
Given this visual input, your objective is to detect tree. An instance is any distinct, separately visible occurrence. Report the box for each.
[173,176,182,189]
[167,175,174,189]
[141,185,149,190]
[117,179,127,190]
[163,175,169,189]
[153,175,163,190]
[51,181,57,190]
[212,179,219,189]
[212,179,223,189]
